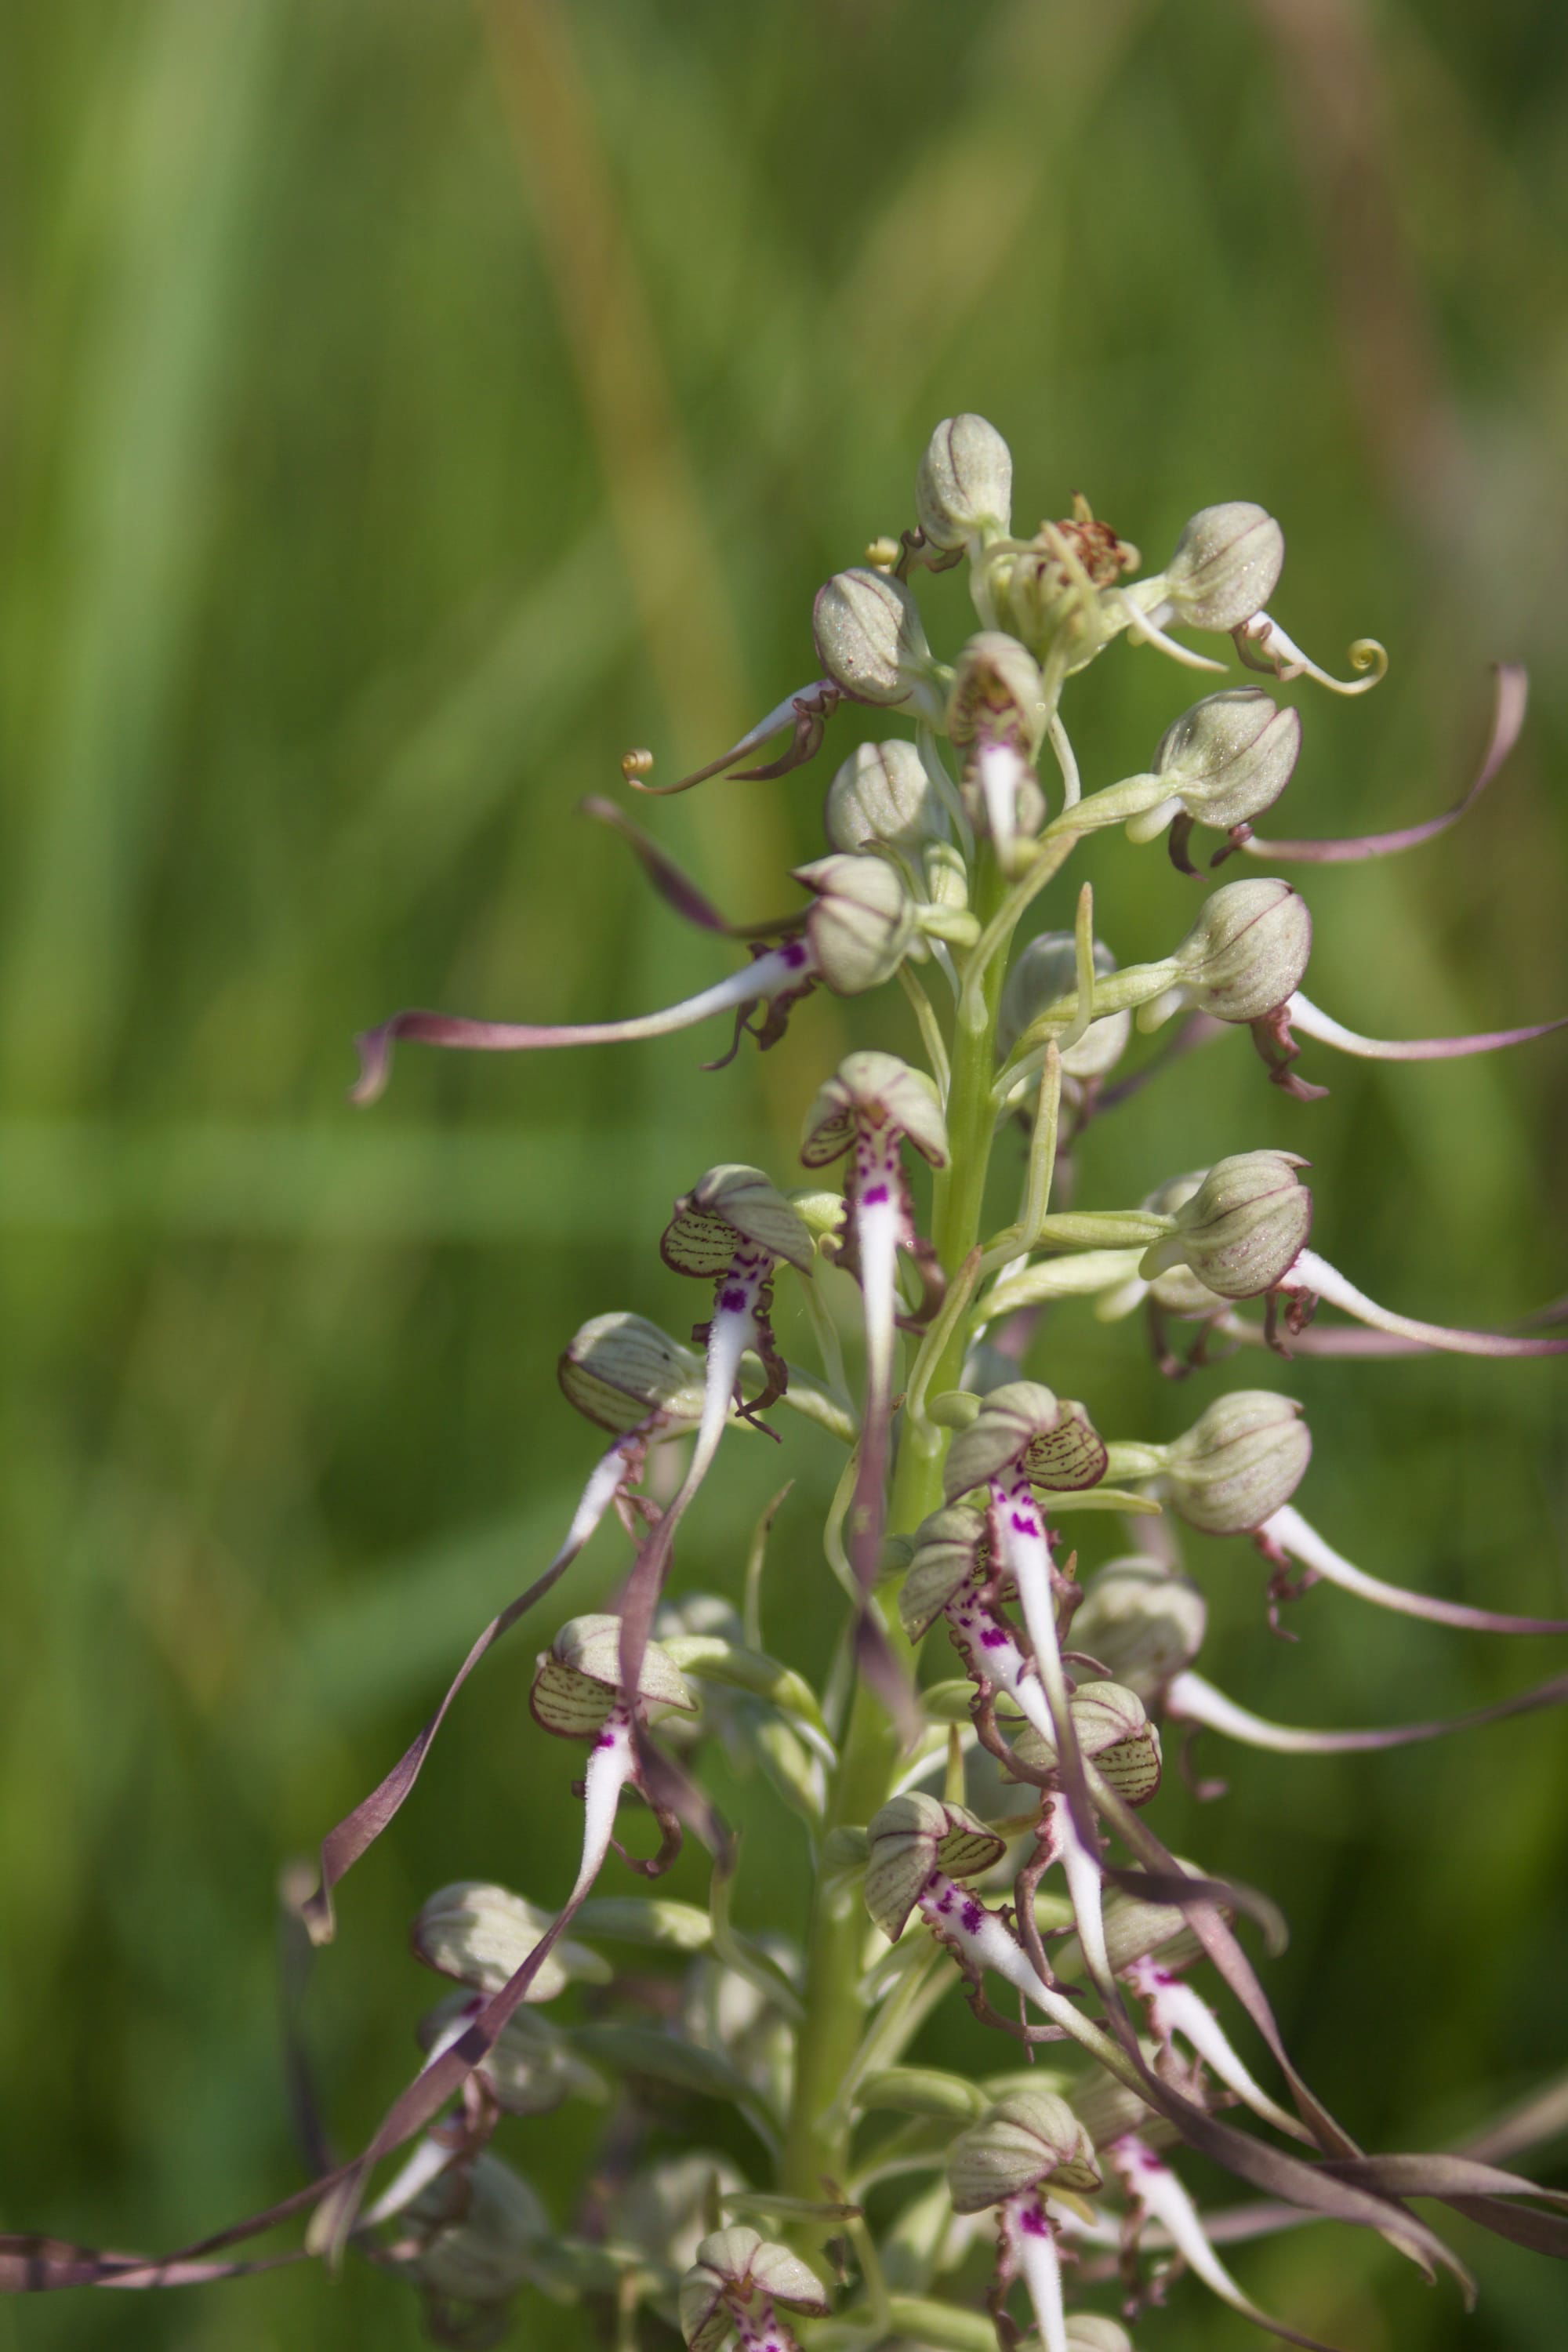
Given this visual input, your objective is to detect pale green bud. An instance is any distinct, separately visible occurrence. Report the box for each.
[1165,1389,1312,1535]
[1140,1151,1312,1300]
[813,568,945,716]
[1012,1681,1163,1806]
[946,2089,1102,2214]
[915,413,1014,550]
[530,1612,696,1737]
[662,1164,817,1279]
[800,1048,949,1171]
[1156,502,1284,632]
[795,851,918,995]
[1167,879,1312,1025]
[998,931,1133,1080]
[680,2227,828,2351]
[825,738,946,855]
[558,1310,706,1433]
[864,1791,1007,1940]
[1134,1171,1231,1318]
[943,1381,1107,1500]
[899,1503,988,1642]
[1069,1560,1207,1700]
[1152,687,1301,830]
[412,1882,611,2001]
[408,2154,549,2303]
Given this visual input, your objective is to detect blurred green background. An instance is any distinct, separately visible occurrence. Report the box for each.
[2,0,1567,2345]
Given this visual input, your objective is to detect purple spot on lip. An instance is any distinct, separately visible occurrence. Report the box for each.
[782,938,809,968]
[719,1287,749,1312]
[1018,2201,1051,2236]
[960,1900,983,1934]
[979,1625,1007,1648]
[1011,1509,1037,1533]
[861,1181,891,1205]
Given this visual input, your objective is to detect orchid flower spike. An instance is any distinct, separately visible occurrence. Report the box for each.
[679,2226,829,2352]
[946,632,1051,874]
[946,2090,1102,2352]
[350,853,916,1102]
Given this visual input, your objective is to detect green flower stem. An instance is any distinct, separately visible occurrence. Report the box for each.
[782,847,1058,2212]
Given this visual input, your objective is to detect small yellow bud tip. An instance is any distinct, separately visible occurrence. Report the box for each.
[621,747,655,779]
[866,536,902,570]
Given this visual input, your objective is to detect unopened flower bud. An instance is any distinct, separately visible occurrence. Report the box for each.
[412,1882,611,2002]
[662,1165,816,1279]
[1140,1151,1312,1300]
[900,1504,988,1642]
[792,852,918,996]
[1168,880,1312,1025]
[530,1612,696,1737]
[1155,502,1284,632]
[825,738,946,856]
[800,1048,949,1170]
[999,931,1133,1080]
[943,1381,1107,1499]
[1165,1390,1312,1535]
[1013,1680,1163,1805]
[864,1791,1007,1940]
[813,568,945,716]
[1151,687,1302,833]
[407,2154,549,2303]
[946,2089,1102,2213]
[680,2227,828,2351]
[1069,1560,1208,1699]
[558,1311,706,1433]
[916,413,1014,550]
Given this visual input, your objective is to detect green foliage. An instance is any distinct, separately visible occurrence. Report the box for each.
[2,2,1566,2347]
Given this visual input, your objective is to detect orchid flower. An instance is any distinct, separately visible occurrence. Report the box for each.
[350,851,916,1102]
[946,2089,1103,2352]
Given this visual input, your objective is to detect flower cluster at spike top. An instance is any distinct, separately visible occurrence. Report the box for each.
[15,418,1568,2352]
